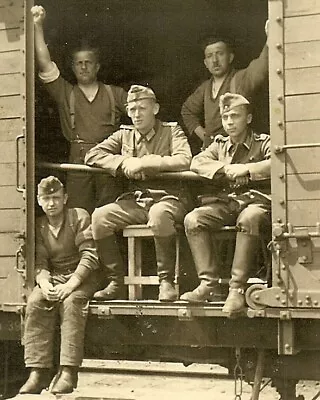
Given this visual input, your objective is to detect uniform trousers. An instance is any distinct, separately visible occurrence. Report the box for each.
[23,271,100,368]
[92,198,187,240]
[185,199,271,236]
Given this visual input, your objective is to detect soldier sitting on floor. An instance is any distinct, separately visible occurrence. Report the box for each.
[20,176,100,395]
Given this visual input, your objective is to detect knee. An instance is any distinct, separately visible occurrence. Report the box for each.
[63,291,89,311]
[92,204,116,239]
[237,208,266,235]
[148,204,174,236]
[184,210,201,234]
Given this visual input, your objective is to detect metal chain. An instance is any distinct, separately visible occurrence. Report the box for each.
[234,347,243,400]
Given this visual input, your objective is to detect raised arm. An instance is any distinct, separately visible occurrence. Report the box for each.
[31,5,53,73]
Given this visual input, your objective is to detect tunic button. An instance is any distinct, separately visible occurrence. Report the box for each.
[249,156,255,161]
[210,136,214,139]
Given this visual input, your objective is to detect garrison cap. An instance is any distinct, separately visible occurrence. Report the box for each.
[38,176,64,196]
[126,85,156,104]
[219,92,250,115]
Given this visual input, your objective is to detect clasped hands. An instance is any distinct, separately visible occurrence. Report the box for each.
[121,155,160,180]
[223,164,250,187]
[40,281,74,302]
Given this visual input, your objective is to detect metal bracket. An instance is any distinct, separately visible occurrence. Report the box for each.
[295,229,313,264]
[278,319,297,356]
[177,308,193,321]
[95,306,113,319]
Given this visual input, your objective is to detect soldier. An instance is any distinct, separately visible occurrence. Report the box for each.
[19,177,100,395]
[31,5,127,213]
[180,93,271,317]
[181,21,269,151]
[85,85,192,301]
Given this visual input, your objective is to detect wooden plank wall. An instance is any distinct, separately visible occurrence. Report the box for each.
[0,0,26,305]
[283,0,320,227]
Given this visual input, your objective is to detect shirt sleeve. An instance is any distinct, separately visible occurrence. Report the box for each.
[84,130,130,176]
[190,141,225,179]
[72,208,100,282]
[141,125,192,173]
[38,61,60,84]
[246,135,271,181]
[234,44,268,96]
[181,82,207,135]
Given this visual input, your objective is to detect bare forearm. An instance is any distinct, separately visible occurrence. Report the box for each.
[34,23,52,73]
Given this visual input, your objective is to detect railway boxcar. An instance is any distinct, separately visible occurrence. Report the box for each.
[1,1,320,399]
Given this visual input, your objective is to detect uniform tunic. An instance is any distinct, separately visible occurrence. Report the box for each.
[181,45,268,149]
[85,120,192,239]
[24,208,100,368]
[39,62,128,212]
[185,130,271,237]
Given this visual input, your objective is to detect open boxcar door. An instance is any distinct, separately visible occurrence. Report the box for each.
[0,0,35,338]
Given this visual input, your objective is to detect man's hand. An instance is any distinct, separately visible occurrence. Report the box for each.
[194,126,206,142]
[54,283,74,301]
[31,5,46,25]
[121,158,144,179]
[224,164,250,180]
[39,280,59,302]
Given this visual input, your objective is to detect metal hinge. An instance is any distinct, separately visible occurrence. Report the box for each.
[177,308,193,321]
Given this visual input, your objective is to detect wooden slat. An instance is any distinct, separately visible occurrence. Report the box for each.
[0,29,21,51]
[0,50,20,74]
[287,174,320,200]
[0,2,23,30]
[0,257,16,279]
[0,95,22,118]
[0,163,25,186]
[0,233,19,256]
[0,118,22,140]
[0,209,22,232]
[286,93,320,122]
[286,67,320,95]
[0,186,24,208]
[285,14,320,43]
[286,148,320,174]
[0,142,25,163]
[286,120,320,144]
[0,74,20,96]
[286,41,320,69]
[287,200,320,226]
[284,0,320,17]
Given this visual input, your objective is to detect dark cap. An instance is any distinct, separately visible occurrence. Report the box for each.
[37,176,64,196]
[126,85,156,104]
[219,92,250,115]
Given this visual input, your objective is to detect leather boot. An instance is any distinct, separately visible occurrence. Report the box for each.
[222,232,259,316]
[94,235,125,300]
[155,235,178,301]
[19,368,51,394]
[51,366,78,394]
[180,230,221,302]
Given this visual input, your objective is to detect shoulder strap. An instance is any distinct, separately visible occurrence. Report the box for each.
[104,84,116,126]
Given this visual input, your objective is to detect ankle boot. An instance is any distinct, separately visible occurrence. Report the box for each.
[19,368,51,394]
[154,235,178,301]
[94,235,125,300]
[51,366,77,395]
[222,232,259,316]
[180,230,221,302]
[180,281,224,303]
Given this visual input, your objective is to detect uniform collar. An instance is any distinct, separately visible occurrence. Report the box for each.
[134,119,160,144]
[227,130,253,152]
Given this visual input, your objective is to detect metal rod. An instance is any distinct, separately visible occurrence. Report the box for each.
[251,350,265,400]
[275,142,320,153]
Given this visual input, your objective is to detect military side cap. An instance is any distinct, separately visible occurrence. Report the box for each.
[219,92,250,115]
[126,85,156,104]
[38,176,64,196]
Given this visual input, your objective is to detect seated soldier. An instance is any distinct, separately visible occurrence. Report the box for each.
[85,85,192,301]
[180,93,271,317]
[20,176,100,395]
